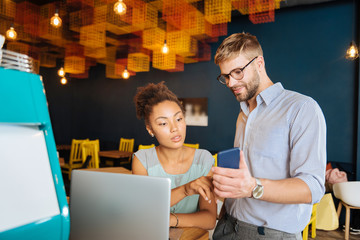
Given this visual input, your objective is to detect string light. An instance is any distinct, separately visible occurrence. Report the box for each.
[50,10,62,28]
[162,40,169,54]
[60,77,67,85]
[345,41,359,60]
[114,0,127,15]
[6,26,17,40]
[58,67,65,77]
[122,66,130,79]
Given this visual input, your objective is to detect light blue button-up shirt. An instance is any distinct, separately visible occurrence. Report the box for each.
[225,82,326,234]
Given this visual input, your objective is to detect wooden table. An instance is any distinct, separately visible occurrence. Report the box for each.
[79,167,131,174]
[170,227,209,240]
[98,150,133,166]
[59,157,65,165]
[98,150,133,159]
[56,144,71,151]
[56,145,71,164]
[180,228,209,240]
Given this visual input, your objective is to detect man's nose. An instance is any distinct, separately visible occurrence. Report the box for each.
[227,75,238,88]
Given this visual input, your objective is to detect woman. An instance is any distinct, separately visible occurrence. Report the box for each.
[132,82,217,230]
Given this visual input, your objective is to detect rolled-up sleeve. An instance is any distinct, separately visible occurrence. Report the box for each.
[289,98,327,204]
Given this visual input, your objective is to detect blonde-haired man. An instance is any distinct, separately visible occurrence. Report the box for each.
[211,33,326,240]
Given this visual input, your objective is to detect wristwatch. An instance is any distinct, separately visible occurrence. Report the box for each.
[252,178,264,199]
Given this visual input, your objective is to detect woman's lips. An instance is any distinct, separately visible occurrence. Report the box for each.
[171,135,182,142]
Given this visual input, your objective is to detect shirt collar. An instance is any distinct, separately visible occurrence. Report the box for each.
[239,82,284,114]
[259,82,284,106]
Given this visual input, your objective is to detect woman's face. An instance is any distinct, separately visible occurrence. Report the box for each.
[147,100,186,149]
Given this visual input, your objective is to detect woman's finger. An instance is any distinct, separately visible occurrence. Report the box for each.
[197,187,208,201]
[202,185,212,203]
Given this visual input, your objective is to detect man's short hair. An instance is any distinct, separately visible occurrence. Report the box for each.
[214,32,263,65]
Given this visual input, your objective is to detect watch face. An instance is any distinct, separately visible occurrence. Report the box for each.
[253,185,263,199]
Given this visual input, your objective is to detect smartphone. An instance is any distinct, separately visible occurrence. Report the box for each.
[217,148,240,169]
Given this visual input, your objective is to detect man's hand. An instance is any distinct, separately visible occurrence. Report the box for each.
[212,150,255,199]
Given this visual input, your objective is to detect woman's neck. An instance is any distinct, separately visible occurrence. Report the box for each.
[156,145,196,175]
[156,145,185,164]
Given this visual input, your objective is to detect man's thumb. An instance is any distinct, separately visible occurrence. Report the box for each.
[239,150,248,169]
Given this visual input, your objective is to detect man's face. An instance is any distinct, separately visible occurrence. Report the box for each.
[219,55,260,102]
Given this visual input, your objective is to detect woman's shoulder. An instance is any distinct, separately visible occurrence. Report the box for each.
[135,146,155,156]
[196,148,212,155]
[194,148,214,166]
[134,147,158,165]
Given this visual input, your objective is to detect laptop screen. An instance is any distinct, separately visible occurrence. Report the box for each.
[69,170,171,240]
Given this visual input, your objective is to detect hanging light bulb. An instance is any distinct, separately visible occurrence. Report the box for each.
[60,77,67,85]
[50,10,62,28]
[162,40,169,54]
[58,67,65,77]
[114,0,127,15]
[6,26,17,40]
[346,41,359,60]
[122,66,130,79]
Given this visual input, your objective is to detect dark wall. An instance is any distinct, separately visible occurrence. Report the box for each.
[42,1,358,171]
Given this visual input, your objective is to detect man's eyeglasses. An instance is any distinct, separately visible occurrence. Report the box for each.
[217,56,258,85]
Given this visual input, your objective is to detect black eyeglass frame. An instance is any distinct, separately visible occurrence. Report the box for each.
[217,56,258,85]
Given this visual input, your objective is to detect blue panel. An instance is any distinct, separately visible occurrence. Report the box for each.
[0,68,40,123]
[0,215,62,240]
[0,67,70,239]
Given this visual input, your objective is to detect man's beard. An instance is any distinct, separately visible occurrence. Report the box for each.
[233,71,260,102]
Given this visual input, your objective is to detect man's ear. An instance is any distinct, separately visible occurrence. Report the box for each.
[256,55,265,70]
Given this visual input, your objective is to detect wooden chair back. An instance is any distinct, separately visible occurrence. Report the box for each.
[61,138,88,180]
[119,138,134,162]
[138,144,155,150]
[183,143,199,149]
[69,139,88,165]
[82,140,100,169]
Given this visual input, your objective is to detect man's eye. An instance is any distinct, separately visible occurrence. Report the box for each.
[177,117,183,122]
[158,122,167,126]
[233,69,242,75]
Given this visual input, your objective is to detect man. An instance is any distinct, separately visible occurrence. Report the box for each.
[212,33,326,240]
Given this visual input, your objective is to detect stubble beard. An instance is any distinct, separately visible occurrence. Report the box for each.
[233,71,260,102]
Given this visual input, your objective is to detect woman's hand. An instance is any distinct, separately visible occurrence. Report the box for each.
[184,176,213,203]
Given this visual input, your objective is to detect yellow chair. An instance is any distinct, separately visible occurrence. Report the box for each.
[302,203,318,240]
[105,138,135,166]
[316,193,338,231]
[213,153,218,167]
[118,138,134,164]
[60,139,88,180]
[183,143,199,149]
[82,140,100,169]
[138,144,155,150]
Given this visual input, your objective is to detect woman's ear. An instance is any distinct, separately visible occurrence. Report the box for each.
[146,125,154,137]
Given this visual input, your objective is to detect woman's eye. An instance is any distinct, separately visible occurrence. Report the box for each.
[158,122,167,126]
[177,117,183,122]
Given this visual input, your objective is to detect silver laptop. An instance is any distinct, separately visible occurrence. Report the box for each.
[69,170,171,240]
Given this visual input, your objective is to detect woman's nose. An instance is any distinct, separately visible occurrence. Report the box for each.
[170,122,178,132]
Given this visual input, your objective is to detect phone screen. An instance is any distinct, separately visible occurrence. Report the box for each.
[217,148,240,169]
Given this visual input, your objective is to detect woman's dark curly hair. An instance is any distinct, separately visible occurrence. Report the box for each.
[134,81,184,125]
